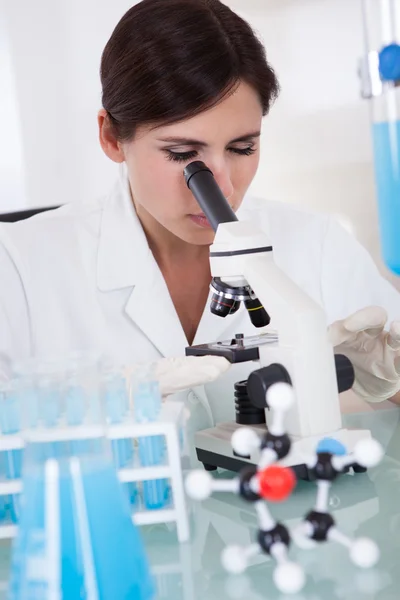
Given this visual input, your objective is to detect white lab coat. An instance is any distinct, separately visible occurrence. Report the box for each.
[1,168,399,433]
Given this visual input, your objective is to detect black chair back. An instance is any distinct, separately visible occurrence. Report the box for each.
[0,206,60,223]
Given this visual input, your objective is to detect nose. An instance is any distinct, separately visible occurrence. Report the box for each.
[212,165,234,201]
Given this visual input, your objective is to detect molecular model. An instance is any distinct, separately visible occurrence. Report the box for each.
[292,434,383,568]
[185,382,384,595]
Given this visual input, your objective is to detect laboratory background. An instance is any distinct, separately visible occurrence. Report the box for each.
[1,0,397,416]
[0,0,392,285]
[2,1,400,598]
[0,0,400,600]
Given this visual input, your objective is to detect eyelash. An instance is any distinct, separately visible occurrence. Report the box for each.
[165,147,256,163]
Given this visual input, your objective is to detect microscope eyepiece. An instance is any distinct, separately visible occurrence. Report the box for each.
[183,161,213,185]
[183,161,237,232]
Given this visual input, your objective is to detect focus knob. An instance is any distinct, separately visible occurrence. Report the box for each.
[247,364,292,409]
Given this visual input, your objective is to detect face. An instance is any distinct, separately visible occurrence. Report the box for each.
[101,81,263,246]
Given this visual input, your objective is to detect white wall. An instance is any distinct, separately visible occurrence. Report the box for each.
[228,0,399,287]
[0,0,397,285]
[1,0,136,210]
[0,3,27,211]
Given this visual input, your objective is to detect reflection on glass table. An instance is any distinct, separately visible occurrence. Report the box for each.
[0,409,399,599]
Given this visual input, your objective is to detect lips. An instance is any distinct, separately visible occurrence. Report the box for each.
[188,213,212,228]
[188,204,236,229]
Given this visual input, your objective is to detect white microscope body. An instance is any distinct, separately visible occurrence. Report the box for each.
[198,219,371,470]
[183,160,371,474]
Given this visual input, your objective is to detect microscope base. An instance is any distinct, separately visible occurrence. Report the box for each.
[195,421,371,480]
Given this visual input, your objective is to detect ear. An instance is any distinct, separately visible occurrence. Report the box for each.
[98,109,125,163]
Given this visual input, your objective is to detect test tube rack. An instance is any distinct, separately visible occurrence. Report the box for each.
[0,401,189,543]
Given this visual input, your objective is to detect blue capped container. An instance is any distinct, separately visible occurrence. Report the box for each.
[360,0,400,275]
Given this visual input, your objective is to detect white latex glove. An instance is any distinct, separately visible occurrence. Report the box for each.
[328,306,400,403]
[155,355,231,397]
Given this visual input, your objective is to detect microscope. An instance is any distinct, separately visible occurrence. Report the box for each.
[184,161,372,478]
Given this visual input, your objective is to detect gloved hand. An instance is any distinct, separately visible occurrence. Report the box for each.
[155,355,230,397]
[125,355,230,399]
[328,306,400,403]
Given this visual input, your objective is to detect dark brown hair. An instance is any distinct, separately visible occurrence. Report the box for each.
[100,0,279,141]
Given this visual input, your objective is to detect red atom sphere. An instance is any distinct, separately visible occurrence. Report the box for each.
[257,465,296,502]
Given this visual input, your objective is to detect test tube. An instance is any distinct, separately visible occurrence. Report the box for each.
[130,364,170,511]
[0,426,8,523]
[103,369,137,507]
[0,381,22,524]
[15,358,67,464]
[0,457,7,522]
[64,353,102,458]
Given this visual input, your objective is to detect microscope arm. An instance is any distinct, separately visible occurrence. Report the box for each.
[210,219,343,439]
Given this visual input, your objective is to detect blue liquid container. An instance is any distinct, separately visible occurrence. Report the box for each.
[0,382,23,523]
[9,357,155,600]
[103,371,137,507]
[360,0,400,276]
[0,453,8,522]
[132,366,170,511]
[138,435,170,510]
[372,119,400,274]
[9,450,154,600]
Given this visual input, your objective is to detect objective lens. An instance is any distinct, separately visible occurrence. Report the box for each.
[210,294,241,317]
[244,298,270,328]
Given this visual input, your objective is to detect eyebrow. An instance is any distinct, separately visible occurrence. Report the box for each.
[158,131,261,147]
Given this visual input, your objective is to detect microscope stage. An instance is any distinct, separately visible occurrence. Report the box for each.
[195,422,372,480]
[186,331,278,363]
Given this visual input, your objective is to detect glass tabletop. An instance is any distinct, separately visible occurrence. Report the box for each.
[1,408,400,599]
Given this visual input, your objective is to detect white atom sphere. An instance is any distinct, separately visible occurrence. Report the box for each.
[221,546,248,574]
[231,428,260,456]
[267,382,295,411]
[185,470,213,500]
[350,538,380,569]
[273,562,306,594]
[354,439,384,468]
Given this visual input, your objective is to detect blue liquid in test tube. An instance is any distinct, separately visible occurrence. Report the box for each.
[372,120,400,275]
[0,453,7,522]
[65,382,88,456]
[0,384,22,524]
[133,370,170,511]
[104,372,137,506]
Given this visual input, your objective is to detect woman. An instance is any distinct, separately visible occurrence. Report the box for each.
[1,0,400,432]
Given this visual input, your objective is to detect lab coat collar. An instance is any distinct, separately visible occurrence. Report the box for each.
[96,165,246,358]
[96,166,190,358]
[97,165,150,292]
